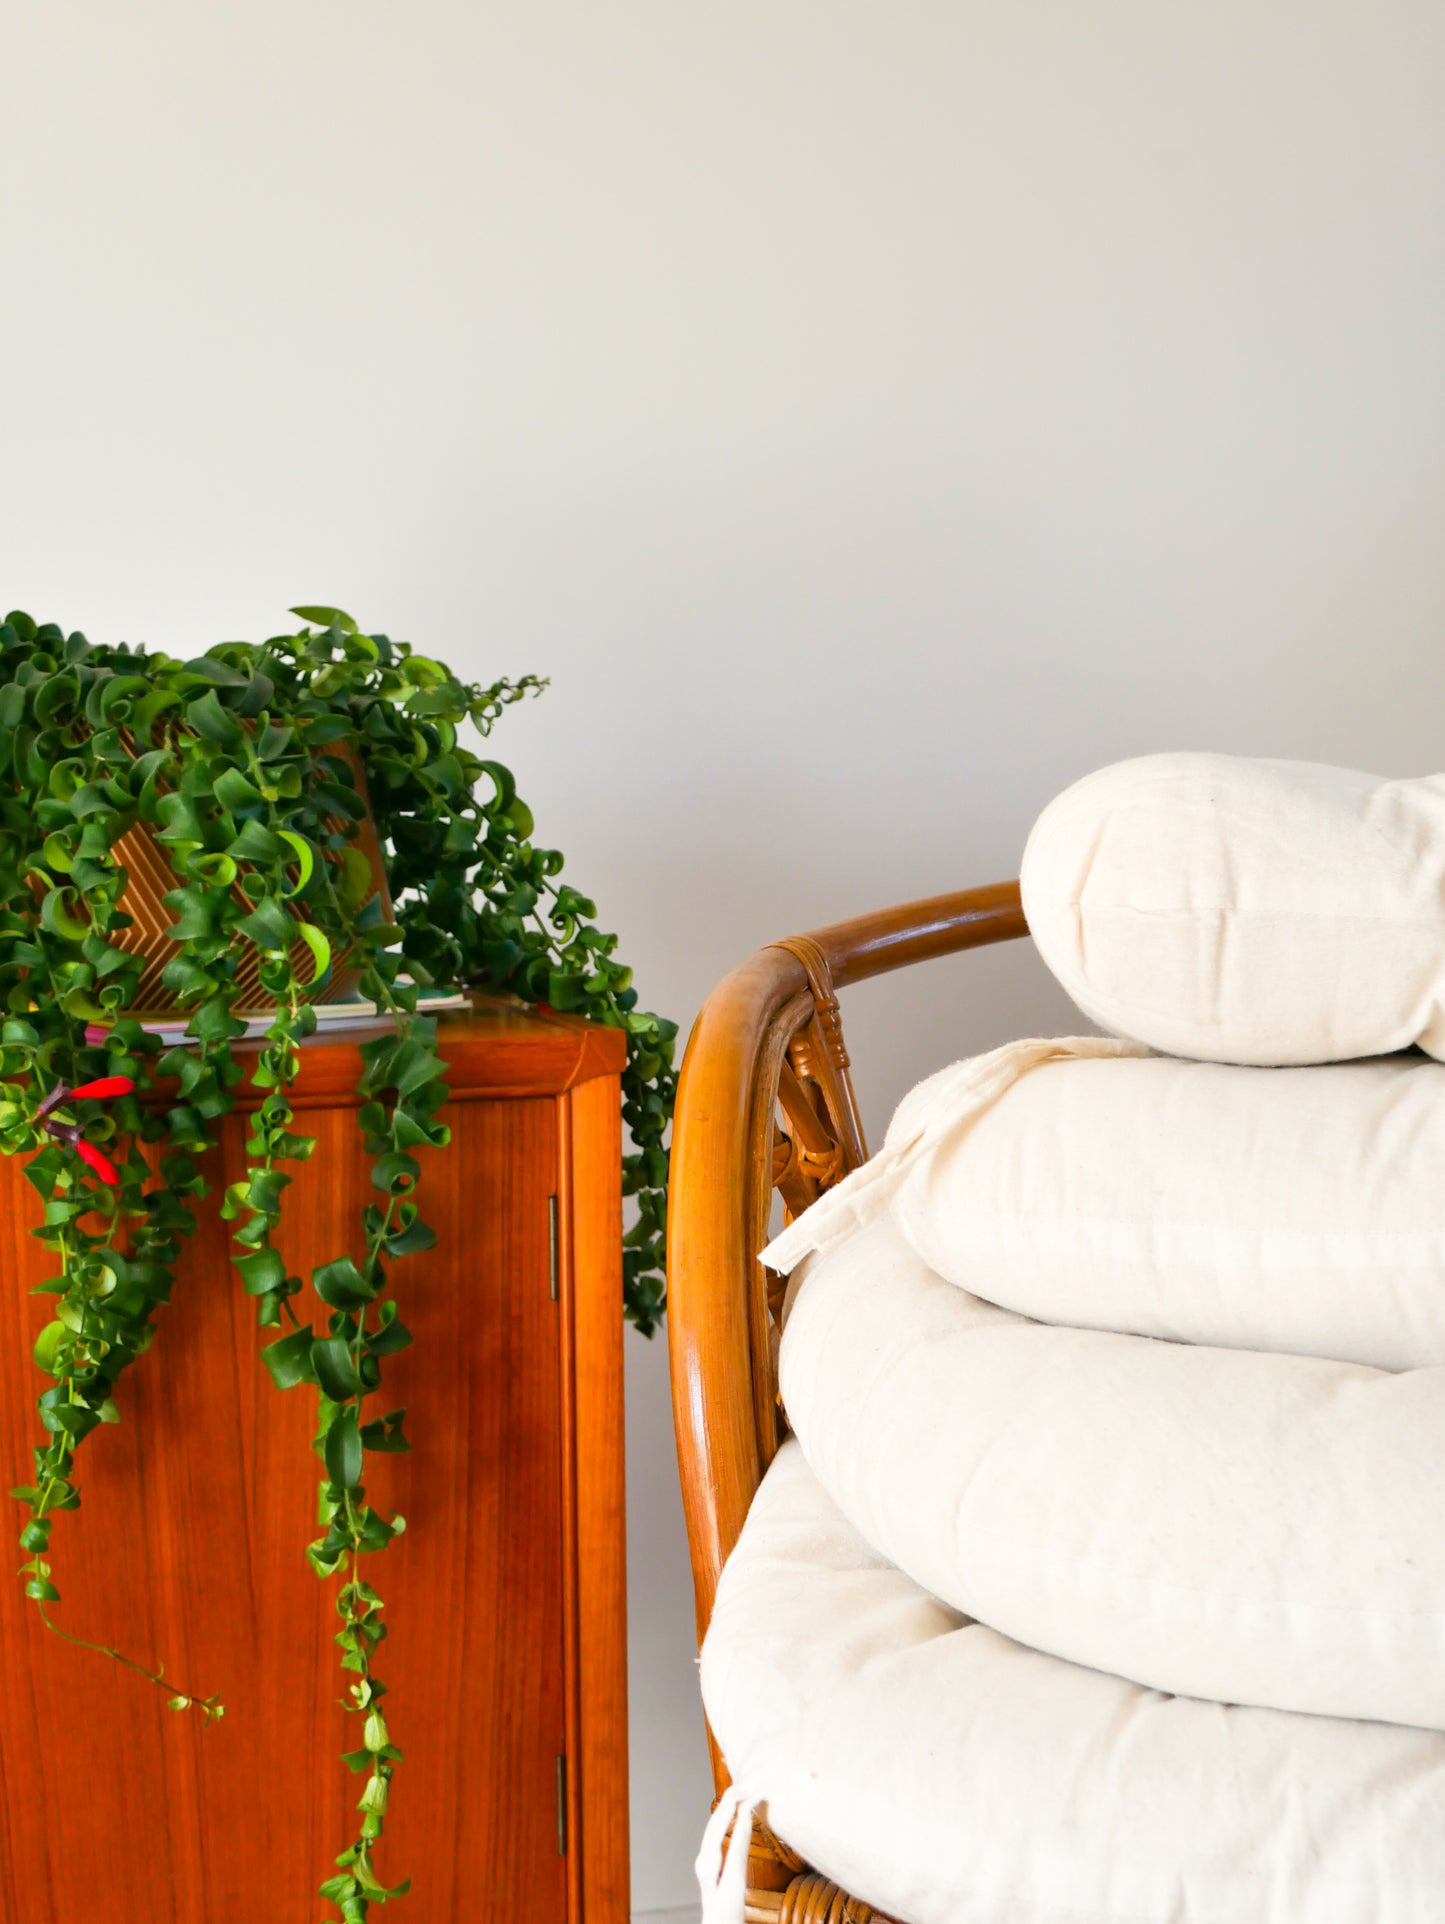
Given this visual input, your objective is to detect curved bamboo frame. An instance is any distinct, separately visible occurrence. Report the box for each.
[666,879,1029,1919]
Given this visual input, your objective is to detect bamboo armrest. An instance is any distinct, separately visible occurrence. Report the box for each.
[666,881,1028,1655]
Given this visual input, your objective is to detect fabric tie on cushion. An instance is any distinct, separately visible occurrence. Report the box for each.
[695,1784,755,1924]
[761,1034,1149,1276]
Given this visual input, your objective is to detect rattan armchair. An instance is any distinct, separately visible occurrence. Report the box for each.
[667,880,1029,1923]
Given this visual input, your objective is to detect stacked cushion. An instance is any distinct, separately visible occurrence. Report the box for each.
[777,1212,1445,1730]
[701,753,1445,1921]
[1021,753,1445,1065]
[892,1049,1445,1370]
[702,1441,1445,1924]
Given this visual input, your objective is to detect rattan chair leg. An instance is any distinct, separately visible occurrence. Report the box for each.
[743,1867,892,1924]
[736,1813,896,1924]
[745,1811,807,1889]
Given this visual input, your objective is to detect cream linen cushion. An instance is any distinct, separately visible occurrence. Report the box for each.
[777,1215,1445,1730]
[1021,752,1445,1064]
[894,1049,1445,1371]
[762,1034,1151,1279]
[702,1440,1445,1924]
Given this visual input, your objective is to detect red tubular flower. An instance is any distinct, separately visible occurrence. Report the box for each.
[74,1140,120,1185]
[33,1077,136,1185]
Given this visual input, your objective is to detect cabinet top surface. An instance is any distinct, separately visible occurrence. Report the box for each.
[160,995,627,1111]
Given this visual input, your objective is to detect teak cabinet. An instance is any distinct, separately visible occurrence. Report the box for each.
[0,1000,629,1924]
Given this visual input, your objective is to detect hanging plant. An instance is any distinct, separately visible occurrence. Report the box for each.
[0,605,675,1920]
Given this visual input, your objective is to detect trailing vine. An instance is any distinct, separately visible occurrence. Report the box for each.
[0,606,676,1919]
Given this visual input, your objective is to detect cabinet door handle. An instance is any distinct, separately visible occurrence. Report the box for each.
[548,1194,560,1302]
[555,1752,568,1855]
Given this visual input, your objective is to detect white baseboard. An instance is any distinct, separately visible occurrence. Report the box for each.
[632,1909,698,1924]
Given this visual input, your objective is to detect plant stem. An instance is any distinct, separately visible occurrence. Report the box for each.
[35,1601,223,1718]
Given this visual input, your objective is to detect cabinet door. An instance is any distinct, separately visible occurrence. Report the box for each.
[0,1094,568,1924]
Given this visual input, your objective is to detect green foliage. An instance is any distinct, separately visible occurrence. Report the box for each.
[0,608,676,1919]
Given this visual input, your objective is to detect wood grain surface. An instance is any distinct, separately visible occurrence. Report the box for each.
[563,1074,628,1924]
[0,1001,628,1924]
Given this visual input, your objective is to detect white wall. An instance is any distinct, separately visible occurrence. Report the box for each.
[6,4,1445,1913]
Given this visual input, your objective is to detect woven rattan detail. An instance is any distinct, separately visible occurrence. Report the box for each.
[723,1800,888,1921]
[763,936,869,1254]
[778,1871,882,1922]
[768,936,867,1176]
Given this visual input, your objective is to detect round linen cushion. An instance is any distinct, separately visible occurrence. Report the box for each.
[893,1048,1445,1370]
[778,1214,1445,1730]
[703,1440,1445,1924]
[1020,752,1445,1065]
